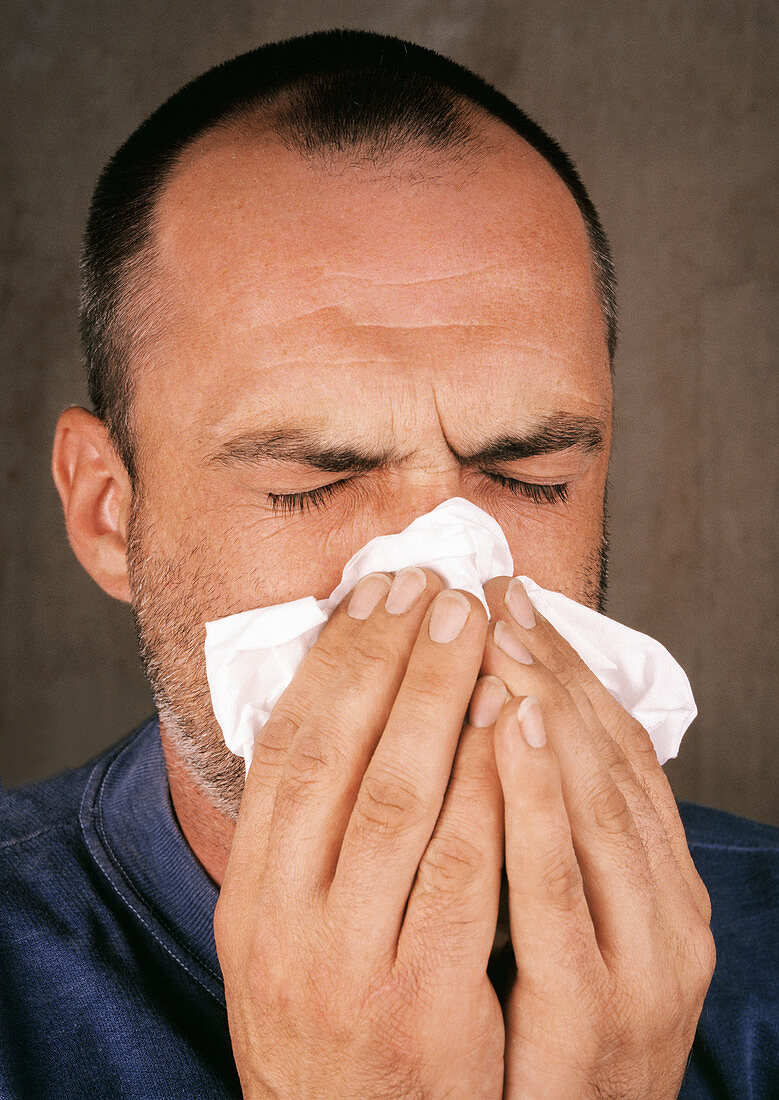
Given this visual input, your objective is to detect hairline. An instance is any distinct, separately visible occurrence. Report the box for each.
[86,72,617,484]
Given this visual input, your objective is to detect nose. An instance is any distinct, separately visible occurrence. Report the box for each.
[375,461,467,536]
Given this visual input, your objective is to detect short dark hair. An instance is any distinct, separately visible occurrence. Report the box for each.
[81,29,617,482]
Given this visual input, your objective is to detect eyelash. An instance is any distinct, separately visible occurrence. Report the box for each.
[268,481,349,515]
[485,472,570,506]
[267,473,570,515]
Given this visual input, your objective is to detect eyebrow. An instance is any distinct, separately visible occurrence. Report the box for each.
[209,413,606,474]
[460,414,606,464]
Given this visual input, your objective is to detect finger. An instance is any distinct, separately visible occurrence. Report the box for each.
[220,572,401,905]
[494,695,604,993]
[483,639,660,962]
[398,675,507,982]
[259,568,446,900]
[223,569,441,902]
[221,571,398,902]
[484,575,710,920]
[329,589,489,952]
[483,617,711,952]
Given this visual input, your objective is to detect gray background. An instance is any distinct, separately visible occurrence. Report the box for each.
[2,0,777,826]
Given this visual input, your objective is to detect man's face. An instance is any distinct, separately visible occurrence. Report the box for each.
[126,119,612,816]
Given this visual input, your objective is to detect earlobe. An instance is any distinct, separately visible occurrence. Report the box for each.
[52,407,134,603]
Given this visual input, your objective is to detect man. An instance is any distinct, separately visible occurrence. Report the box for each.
[1,28,776,1098]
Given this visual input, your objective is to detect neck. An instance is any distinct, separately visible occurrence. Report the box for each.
[160,735,236,887]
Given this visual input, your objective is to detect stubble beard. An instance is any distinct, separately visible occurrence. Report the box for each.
[126,495,247,822]
[126,490,610,826]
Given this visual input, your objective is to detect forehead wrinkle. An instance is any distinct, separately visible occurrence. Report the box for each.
[231,304,501,332]
[338,322,499,333]
[138,126,611,453]
[325,261,506,288]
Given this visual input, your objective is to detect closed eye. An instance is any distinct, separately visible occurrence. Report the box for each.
[267,471,570,515]
[484,471,570,505]
[267,478,351,515]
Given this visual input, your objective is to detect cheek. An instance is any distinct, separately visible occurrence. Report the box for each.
[227,506,397,606]
[162,503,380,615]
[135,469,379,617]
[498,493,606,601]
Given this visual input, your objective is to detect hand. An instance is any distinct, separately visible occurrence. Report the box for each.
[477,577,716,1099]
[214,569,506,1099]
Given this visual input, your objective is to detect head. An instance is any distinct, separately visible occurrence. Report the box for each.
[53,30,616,821]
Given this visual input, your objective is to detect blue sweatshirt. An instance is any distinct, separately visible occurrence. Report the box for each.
[1,718,776,1098]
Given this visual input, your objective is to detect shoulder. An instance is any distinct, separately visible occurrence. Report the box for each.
[2,758,94,847]
[676,799,778,939]
[677,799,778,928]
[0,721,240,1098]
[0,726,153,1026]
[0,726,148,927]
[676,801,779,1098]
[1,728,138,852]
[678,799,779,854]
[0,729,136,1008]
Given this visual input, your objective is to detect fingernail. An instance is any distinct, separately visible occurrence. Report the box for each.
[347,573,391,620]
[385,567,427,615]
[505,577,536,629]
[494,620,533,664]
[516,695,547,747]
[468,676,509,727]
[429,590,471,643]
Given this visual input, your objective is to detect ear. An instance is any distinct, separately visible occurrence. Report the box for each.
[52,407,134,603]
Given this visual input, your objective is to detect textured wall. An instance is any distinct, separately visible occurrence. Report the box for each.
[2,0,776,825]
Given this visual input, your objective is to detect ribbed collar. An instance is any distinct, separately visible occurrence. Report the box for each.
[79,718,225,1003]
[78,718,524,1006]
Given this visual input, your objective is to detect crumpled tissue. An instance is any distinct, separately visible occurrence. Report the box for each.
[205,497,696,771]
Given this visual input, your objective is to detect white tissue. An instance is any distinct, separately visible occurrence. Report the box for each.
[205,497,696,771]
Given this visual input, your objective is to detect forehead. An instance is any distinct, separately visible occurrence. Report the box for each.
[137,119,610,446]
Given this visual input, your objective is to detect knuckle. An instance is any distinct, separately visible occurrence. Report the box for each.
[623,718,660,766]
[537,641,572,682]
[689,922,717,984]
[396,676,446,717]
[598,733,628,771]
[539,844,585,911]
[352,769,424,841]
[453,763,501,810]
[212,896,231,949]
[535,620,591,674]
[457,717,496,756]
[534,676,574,718]
[277,735,345,810]
[607,752,640,793]
[419,833,484,890]
[695,876,713,924]
[288,738,342,785]
[347,635,397,679]
[301,642,340,684]
[588,776,633,834]
[250,713,299,771]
